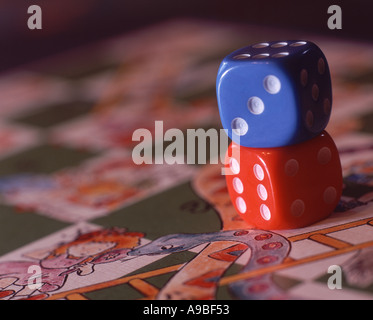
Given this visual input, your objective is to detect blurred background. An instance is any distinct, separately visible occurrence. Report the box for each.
[1,0,372,73]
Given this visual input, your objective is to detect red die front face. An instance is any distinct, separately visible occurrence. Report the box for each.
[225,131,343,229]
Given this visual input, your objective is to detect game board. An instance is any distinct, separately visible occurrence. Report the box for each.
[0,20,373,300]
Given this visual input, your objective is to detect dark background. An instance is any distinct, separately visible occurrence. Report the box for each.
[1,0,372,73]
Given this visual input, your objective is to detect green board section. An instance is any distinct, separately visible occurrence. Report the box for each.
[92,182,222,240]
[0,205,69,256]
[0,145,97,177]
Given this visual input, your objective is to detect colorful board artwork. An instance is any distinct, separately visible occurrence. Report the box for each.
[0,20,373,300]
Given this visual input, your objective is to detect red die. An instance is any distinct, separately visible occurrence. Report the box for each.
[225,131,343,229]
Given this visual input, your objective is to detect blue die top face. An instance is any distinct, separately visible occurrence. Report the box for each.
[216,40,332,148]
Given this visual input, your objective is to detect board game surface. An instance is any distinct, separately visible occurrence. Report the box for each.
[0,20,373,300]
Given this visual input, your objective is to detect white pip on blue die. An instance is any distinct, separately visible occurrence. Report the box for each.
[216,40,332,148]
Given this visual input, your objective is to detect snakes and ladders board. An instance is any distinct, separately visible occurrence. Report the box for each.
[0,20,373,301]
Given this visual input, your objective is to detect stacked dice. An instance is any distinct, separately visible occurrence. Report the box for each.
[216,40,343,229]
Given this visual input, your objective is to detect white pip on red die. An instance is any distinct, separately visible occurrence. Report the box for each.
[224,131,343,229]
[216,40,332,148]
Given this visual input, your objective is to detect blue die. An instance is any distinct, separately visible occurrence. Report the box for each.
[216,40,332,148]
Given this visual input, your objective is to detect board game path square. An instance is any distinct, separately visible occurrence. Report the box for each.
[342,67,373,85]
[12,100,94,128]
[26,55,120,80]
